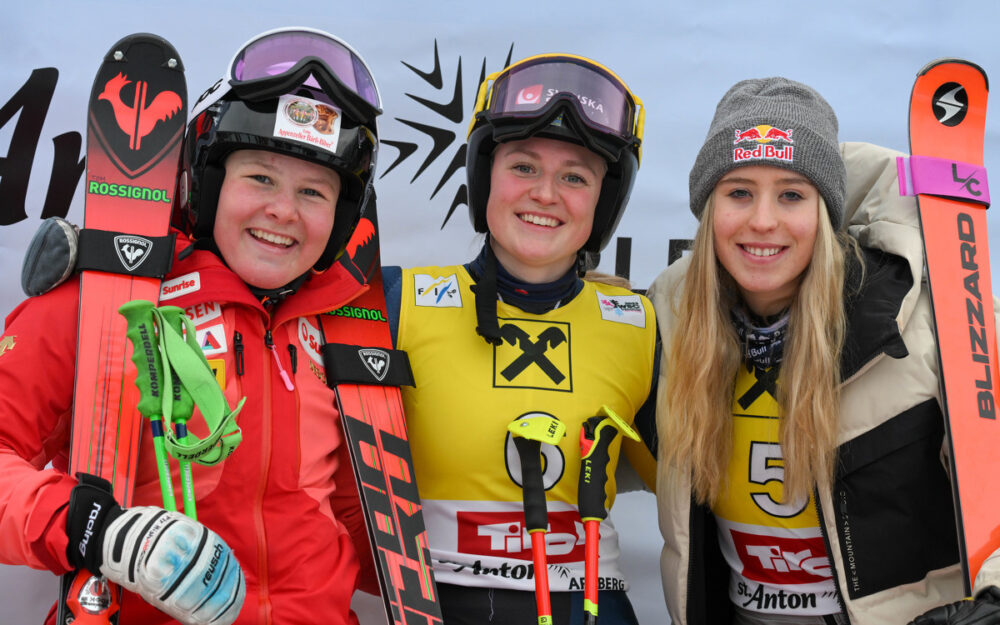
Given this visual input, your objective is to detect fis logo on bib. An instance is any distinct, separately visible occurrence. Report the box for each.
[414,273,462,308]
[596,292,646,328]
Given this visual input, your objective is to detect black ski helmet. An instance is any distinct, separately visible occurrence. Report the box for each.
[466,53,644,255]
[177,27,381,270]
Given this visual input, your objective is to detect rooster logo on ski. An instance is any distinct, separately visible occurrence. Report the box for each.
[359,348,390,382]
[98,73,182,151]
[90,48,186,178]
[114,235,153,272]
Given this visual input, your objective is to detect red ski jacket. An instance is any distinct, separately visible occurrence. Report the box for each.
[0,232,378,624]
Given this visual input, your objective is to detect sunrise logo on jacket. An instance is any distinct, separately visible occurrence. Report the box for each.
[160,272,201,301]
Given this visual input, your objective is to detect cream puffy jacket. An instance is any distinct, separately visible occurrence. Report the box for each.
[647,142,1000,624]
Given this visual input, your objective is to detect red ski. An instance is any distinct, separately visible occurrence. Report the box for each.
[904,58,995,594]
[59,33,186,623]
[318,206,443,625]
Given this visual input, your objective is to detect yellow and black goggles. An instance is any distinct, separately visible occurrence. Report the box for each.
[470,53,644,165]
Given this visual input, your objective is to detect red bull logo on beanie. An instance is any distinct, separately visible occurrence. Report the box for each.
[733,125,795,145]
[733,124,795,163]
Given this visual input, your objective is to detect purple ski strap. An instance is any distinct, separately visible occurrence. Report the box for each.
[897,154,990,206]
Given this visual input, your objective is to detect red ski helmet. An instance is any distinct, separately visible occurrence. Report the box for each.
[177,27,381,270]
[465,53,644,254]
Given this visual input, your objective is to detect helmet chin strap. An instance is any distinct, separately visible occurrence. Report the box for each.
[471,235,502,345]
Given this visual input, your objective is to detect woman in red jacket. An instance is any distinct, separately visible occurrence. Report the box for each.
[0,27,382,625]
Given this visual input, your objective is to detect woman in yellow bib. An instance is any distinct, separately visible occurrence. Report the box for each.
[383,54,657,624]
[646,77,1000,624]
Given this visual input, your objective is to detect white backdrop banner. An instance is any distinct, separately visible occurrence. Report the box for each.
[2,1,999,623]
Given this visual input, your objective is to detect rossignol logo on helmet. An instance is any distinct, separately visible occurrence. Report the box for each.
[114,235,153,272]
[273,93,342,155]
[88,180,171,203]
[359,348,390,382]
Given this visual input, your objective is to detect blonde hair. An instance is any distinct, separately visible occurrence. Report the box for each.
[583,270,633,290]
[658,195,856,505]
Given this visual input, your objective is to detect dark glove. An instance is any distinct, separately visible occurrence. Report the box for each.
[66,473,125,572]
[66,474,245,625]
[910,586,1000,624]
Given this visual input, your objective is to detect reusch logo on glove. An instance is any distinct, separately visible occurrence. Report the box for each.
[203,543,224,586]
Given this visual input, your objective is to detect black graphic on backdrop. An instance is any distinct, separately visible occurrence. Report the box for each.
[0,69,84,225]
[380,40,513,229]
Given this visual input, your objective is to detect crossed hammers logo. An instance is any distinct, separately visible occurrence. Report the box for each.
[499,324,567,384]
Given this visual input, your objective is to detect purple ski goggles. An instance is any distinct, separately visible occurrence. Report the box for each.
[227,27,381,125]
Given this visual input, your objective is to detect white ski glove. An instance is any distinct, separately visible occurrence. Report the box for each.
[67,475,245,625]
[101,507,245,625]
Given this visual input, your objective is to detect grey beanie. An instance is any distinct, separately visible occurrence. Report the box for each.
[689,77,846,229]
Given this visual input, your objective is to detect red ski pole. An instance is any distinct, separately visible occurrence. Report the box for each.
[577,406,641,625]
[508,414,566,625]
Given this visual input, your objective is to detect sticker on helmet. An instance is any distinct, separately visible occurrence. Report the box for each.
[273,93,342,155]
[516,84,543,106]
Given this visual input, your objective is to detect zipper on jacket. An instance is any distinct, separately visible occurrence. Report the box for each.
[265,329,294,391]
[287,344,297,374]
[814,489,852,624]
[234,330,245,376]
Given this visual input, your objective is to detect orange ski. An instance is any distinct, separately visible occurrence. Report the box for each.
[906,58,995,593]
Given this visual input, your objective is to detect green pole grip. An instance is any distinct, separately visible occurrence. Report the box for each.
[118,299,176,512]
[157,307,197,520]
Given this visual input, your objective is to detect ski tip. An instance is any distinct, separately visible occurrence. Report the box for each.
[102,33,185,73]
[916,58,988,90]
